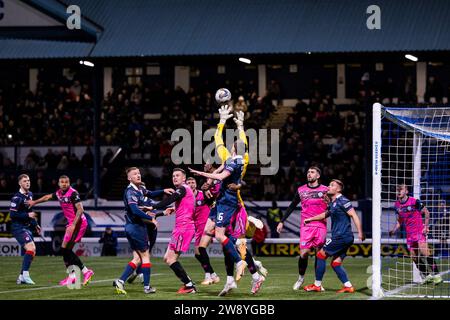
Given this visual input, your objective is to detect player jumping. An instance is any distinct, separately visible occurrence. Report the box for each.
[303,179,365,293]
[389,184,442,284]
[189,106,249,291]
[277,166,329,291]
[28,175,94,286]
[10,174,41,285]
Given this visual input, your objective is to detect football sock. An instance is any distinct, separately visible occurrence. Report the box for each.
[170,261,191,285]
[141,263,152,287]
[22,251,34,272]
[298,255,308,276]
[331,261,349,284]
[120,261,137,282]
[222,237,241,263]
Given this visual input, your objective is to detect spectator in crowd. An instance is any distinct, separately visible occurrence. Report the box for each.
[82,147,94,168]
[267,200,283,238]
[99,227,118,256]
[56,155,69,170]
[425,76,444,102]
[72,178,88,195]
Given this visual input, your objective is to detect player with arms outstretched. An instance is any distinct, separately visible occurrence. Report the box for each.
[277,166,328,290]
[28,175,94,286]
[389,184,442,284]
[10,174,41,285]
[303,179,365,293]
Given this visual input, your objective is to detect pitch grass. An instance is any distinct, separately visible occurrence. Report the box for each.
[0,256,376,300]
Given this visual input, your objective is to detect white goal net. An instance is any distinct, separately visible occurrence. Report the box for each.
[372,104,450,298]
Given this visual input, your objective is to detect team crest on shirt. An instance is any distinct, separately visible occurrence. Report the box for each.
[197,200,202,206]
[407,206,412,211]
[318,192,324,197]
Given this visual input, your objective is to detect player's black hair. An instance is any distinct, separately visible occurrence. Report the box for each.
[59,175,70,181]
[308,166,321,176]
[186,177,196,181]
[397,183,408,191]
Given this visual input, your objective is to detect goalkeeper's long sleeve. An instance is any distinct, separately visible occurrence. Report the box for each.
[214,123,231,163]
[281,192,301,223]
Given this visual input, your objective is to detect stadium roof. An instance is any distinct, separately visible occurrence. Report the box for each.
[1,0,450,59]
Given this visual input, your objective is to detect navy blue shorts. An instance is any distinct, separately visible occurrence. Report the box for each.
[125,223,149,252]
[12,228,34,247]
[215,199,238,228]
[209,205,217,221]
[146,223,158,252]
[323,236,354,259]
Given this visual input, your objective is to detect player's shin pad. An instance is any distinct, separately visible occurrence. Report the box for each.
[236,238,247,260]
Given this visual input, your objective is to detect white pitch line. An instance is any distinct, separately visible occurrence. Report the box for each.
[0,274,161,295]
[369,269,450,300]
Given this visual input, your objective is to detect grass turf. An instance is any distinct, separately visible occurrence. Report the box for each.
[0,256,374,300]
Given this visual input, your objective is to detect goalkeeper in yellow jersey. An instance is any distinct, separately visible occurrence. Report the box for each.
[191,105,267,295]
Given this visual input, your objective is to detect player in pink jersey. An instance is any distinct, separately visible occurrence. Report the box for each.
[141,168,198,294]
[28,175,94,286]
[185,176,222,285]
[277,166,329,291]
[389,184,442,284]
[194,163,223,285]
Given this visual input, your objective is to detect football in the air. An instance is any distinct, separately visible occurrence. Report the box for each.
[215,88,232,104]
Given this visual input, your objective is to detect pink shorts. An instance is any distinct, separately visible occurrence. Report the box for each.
[169,227,195,253]
[227,205,248,239]
[194,207,210,246]
[300,226,326,250]
[406,233,427,250]
[63,218,88,244]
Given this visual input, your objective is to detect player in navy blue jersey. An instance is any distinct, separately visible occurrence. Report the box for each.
[113,167,173,295]
[303,179,365,293]
[127,183,174,284]
[10,174,41,285]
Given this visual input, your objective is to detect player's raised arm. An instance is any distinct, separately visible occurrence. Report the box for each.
[234,111,249,177]
[347,208,365,241]
[189,167,231,181]
[150,185,187,210]
[27,193,55,207]
[277,192,301,233]
[214,105,233,163]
